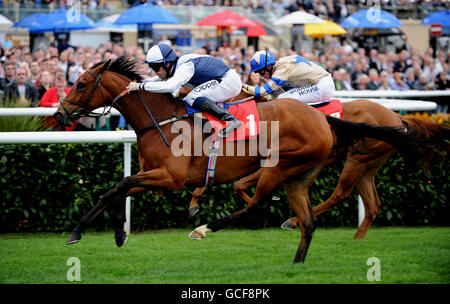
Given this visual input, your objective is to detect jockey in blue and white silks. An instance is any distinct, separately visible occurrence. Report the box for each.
[126,43,242,137]
[243,50,335,107]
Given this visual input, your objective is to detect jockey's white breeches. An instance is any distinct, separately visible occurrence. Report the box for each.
[278,75,336,106]
[185,69,242,106]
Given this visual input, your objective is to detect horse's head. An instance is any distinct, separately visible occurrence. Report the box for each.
[54,59,112,127]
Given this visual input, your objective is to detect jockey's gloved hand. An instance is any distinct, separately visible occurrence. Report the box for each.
[175,86,192,99]
[242,84,250,94]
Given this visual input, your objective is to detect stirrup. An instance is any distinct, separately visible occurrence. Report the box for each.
[218,120,242,137]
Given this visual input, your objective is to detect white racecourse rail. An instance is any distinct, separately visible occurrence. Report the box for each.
[0,131,136,234]
[0,95,441,232]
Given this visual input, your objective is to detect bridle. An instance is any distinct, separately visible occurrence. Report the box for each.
[59,69,116,120]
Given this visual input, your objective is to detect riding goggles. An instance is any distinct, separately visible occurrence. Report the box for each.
[255,69,266,75]
[148,62,163,72]
[147,48,175,72]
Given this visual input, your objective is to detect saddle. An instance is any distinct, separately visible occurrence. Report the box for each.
[312,99,344,120]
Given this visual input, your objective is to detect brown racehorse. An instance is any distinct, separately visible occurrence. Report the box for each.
[54,56,424,263]
[188,92,450,239]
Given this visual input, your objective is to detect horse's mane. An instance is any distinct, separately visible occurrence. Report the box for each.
[96,56,177,103]
[94,56,144,82]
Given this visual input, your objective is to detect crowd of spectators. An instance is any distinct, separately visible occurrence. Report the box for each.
[0,32,449,131]
[0,0,109,10]
[0,41,123,129]
[2,1,448,24]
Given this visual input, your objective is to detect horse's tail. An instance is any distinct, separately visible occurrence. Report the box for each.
[325,115,424,170]
[398,115,450,174]
[398,115,450,144]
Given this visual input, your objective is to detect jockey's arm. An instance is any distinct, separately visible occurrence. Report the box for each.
[243,64,290,97]
[243,77,286,97]
[142,75,161,83]
[138,62,194,96]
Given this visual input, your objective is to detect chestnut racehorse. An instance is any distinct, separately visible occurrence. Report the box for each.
[54,57,423,263]
[188,93,450,239]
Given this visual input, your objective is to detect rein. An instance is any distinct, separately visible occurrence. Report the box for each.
[135,92,171,147]
[116,91,190,143]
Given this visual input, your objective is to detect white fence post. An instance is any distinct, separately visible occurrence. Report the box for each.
[358,196,365,227]
[123,142,132,235]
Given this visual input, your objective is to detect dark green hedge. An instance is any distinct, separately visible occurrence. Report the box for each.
[0,143,448,232]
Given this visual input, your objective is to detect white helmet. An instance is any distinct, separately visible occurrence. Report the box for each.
[146,43,177,64]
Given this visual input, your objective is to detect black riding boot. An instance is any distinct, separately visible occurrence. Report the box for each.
[198,98,242,137]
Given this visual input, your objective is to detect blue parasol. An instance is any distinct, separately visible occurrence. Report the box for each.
[340,9,402,29]
[12,13,48,32]
[14,9,95,33]
[94,14,136,32]
[114,3,179,26]
[421,10,450,28]
[40,9,95,32]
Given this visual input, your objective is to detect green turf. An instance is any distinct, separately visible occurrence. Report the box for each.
[0,227,449,284]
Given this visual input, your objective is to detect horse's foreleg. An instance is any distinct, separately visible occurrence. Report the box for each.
[67,176,139,246]
[233,169,262,205]
[189,187,206,217]
[66,196,110,245]
[189,168,284,240]
[188,170,263,218]
[111,167,186,246]
[68,167,184,246]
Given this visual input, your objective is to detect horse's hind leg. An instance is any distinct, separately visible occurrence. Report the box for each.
[353,156,391,239]
[284,167,321,263]
[314,158,365,215]
[353,172,380,239]
[280,156,366,230]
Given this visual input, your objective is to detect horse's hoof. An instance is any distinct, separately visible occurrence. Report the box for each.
[188,230,204,240]
[189,206,200,217]
[115,230,128,247]
[66,230,81,245]
[281,220,296,230]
